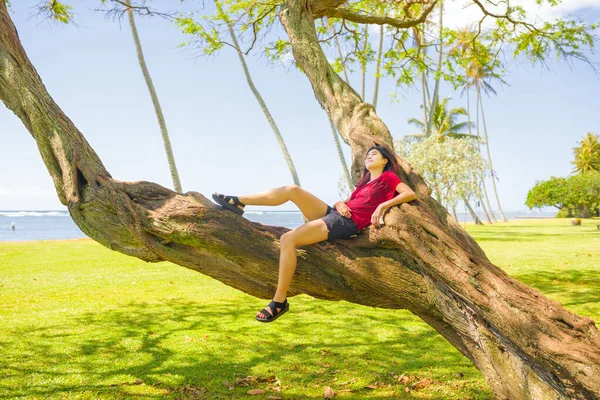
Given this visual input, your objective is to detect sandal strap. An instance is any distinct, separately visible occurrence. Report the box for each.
[223,195,245,207]
[258,308,274,319]
[268,299,287,315]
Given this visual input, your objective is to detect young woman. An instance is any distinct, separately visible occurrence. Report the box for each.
[212,144,417,323]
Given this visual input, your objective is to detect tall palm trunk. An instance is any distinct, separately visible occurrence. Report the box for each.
[474,79,497,223]
[478,82,508,222]
[215,1,306,221]
[462,195,483,225]
[331,26,353,189]
[479,192,493,223]
[216,1,299,183]
[466,72,491,223]
[360,24,368,100]
[333,27,351,85]
[412,25,429,131]
[425,1,443,137]
[329,116,352,188]
[372,25,384,109]
[126,1,182,193]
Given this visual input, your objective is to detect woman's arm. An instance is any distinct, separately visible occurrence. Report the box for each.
[380,182,417,210]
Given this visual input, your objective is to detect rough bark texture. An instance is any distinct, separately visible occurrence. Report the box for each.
[1,2,600,399]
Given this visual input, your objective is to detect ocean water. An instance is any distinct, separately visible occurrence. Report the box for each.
[0,209,558,242]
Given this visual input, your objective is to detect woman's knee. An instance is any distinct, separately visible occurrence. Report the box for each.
[283,184,301,197]
[280,231,296,248]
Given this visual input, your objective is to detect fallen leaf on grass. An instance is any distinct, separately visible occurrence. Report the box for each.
[247,389,266,395]
[411,378,432,390]
[397,374,414,384]
[324,386,335,399]
[267,396,282,400]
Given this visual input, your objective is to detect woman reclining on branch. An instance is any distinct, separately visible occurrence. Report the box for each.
[212,143,417,323]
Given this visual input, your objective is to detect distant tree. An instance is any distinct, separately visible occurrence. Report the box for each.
[395,135,487,224]
[525,176,569,211]
[565,171,600,218]
[526,173,600,218]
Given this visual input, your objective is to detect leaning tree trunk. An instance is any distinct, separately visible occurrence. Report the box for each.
[2,2,600,399]
[126,1,183,193]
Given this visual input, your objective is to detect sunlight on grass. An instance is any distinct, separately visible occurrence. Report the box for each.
[0,218,598,399]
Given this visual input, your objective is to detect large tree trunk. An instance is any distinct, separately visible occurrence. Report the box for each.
[126,0,183,193]
[1,2,599,399]
[278,1,600,398]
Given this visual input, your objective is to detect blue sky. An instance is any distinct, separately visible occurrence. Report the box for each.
[1,1,599,212]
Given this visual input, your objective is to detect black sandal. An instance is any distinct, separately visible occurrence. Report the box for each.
[256,299,289,323]
[212,193,245,215]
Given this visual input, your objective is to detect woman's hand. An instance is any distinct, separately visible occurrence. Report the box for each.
[334,201,352,218]
[371,204,387,227]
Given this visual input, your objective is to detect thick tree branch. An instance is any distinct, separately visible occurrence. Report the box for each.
[322,1,438,29]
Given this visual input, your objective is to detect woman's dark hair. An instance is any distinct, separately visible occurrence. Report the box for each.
[355,143,401,188]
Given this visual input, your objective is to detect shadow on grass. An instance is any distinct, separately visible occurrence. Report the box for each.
[0,299,490,399]
[513,269,600,309]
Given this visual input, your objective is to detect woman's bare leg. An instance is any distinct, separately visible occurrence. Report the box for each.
[218,185,329,221]
[256,218,329,319]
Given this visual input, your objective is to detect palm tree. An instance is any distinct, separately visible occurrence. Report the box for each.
[372,24,384,109]
[572,132,600,174]
[330,24,354,190]
[468,62,508,222]
[448,27,495,223]
[408,97,476,141]
[425,0,444,138]
[126,1,182,193]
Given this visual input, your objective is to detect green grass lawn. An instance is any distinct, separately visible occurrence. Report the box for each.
[0,218,598,399]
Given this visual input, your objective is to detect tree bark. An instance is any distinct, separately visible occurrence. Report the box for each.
[2,2,600,399]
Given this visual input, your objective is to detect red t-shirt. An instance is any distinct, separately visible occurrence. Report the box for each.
[344,171,403,231]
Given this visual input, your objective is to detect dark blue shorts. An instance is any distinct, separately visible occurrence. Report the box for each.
[322,205,359,242]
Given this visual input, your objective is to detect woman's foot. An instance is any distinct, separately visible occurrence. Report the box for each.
[256,299,289,323]
[212,193,245,215]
